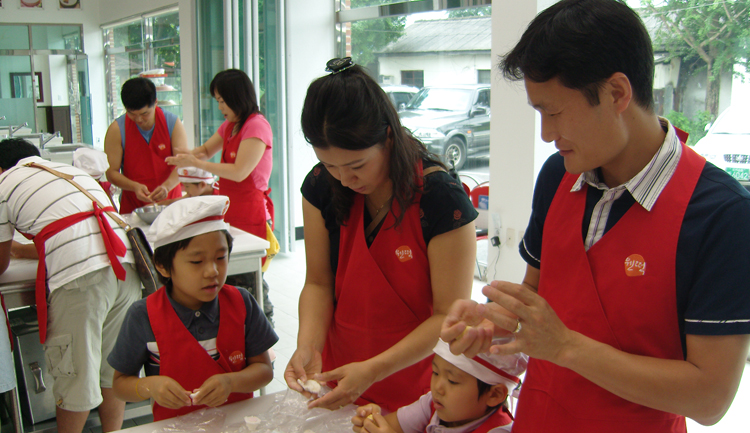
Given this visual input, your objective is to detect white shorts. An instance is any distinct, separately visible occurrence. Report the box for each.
[44,264,141,412]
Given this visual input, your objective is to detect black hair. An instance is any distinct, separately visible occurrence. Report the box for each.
[300,62,444,227]
[153,230,234,290]
[477,378,510,411]
[121,77,157,110]
[210,69,260,134]
[0,138,41,170]
[500,0,654,111]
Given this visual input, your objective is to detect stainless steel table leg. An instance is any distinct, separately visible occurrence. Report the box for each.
[9,387,23,433]
[255,267,265,397]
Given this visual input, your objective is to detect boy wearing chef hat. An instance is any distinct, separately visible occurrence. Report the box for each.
[73,147,118,207]
[107,196,278,421]
[353,338,527,433]
[177,166,218,198]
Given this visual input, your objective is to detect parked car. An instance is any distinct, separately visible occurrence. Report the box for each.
[381,85,419,111]
[399,84,490,170]
[693,105,750,185]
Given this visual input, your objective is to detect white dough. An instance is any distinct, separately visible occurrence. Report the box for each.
[244,416,261,431]
[189,392,200,405]
[297,378,322,394]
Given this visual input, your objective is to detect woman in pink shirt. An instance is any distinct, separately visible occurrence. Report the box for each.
[166,69,274,323]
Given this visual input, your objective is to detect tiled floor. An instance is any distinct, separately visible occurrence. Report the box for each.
[264,240,750,432]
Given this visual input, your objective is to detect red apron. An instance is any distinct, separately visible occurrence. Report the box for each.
[428,404,513,433]
[147,284,251,421]
[21,204,127,344]
[322,161,433,412]
[513,142,704,433]
[218,117,273,262]
[120,107,182,214]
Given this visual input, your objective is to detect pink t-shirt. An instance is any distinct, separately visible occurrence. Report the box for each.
[218,114,273,220]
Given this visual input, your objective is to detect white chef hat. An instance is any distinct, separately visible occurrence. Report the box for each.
[177,167,215,184]
[73,147,110,179]
[433,338,527,391]
[148,196,230,249]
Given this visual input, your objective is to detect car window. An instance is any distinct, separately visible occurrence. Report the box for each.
[407,88,472,111]
[476,89,490,107]
[711,107,750,135]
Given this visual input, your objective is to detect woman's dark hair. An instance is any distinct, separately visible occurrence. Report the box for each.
[500,0,654,111]
[300,63,444,226]
[153,230,234,289]
[0,138,40,170]
[210,69,260,134]
[121,77,157,110]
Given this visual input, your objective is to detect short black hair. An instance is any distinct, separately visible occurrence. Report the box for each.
[121,77,157,110]
[477,378,510,411]
[500,0,654,110]
[0,138,41,170]
[153,230,234,289]
[210,69,259,133]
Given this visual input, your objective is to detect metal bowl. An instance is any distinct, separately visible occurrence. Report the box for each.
[133,204,166,224]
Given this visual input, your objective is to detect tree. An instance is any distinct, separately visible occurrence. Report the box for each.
[641,0,750,116]
[349,0,406,71]
[448,5,491,17]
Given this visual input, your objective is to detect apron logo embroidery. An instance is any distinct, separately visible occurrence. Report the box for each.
[230,151,237,159]
[624,254,646,277]
[228,350,245,369]
[158,144,166,151]
[395,245,413,262]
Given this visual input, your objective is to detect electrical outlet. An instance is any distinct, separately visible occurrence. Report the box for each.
[491,213,502,238]
[506,228,516,249]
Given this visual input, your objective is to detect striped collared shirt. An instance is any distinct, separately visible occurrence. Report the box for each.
[572,118,681,250]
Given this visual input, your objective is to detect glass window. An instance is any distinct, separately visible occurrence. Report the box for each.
[103,11,182,123]
[0,25,30,50]
[31,25,82,51]
[401,70,423,88]
[477,69,490,84]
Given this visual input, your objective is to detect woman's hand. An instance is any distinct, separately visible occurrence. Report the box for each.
[193,374,233,407]
[308,360,377,410]
[147,376,191,409]
[165,153,200,168]
[133,183,152,203]
[147,184,169,202]
[284,346,323,398]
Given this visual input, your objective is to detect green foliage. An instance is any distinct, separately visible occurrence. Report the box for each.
[640,0,750,114]
[350,16,406,67]
[664,110,715,146]
[448,6,491,18]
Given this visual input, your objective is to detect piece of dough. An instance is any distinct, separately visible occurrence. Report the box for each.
[244,416,261,431]
[189,391,200,405]
[457,325,473,340]
[297,378,322,394]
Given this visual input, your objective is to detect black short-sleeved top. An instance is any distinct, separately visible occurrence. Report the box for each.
[301,160,478,275]
[108,286,278,376]
[520,152,750,341]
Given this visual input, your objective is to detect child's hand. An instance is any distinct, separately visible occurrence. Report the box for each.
[149,376,191,409]
[352,404,381,432]
[192,374,233,407]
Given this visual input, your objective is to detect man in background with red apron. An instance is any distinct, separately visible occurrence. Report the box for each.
[442,1,750,432]
[0,138,141,433]
[104,77,188,214]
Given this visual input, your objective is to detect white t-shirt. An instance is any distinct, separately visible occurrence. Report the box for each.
[0,156,134,292]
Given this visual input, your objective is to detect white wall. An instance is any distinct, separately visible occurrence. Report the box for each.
[285,0,335,229]
[487,0,558,284]
[379,54,492,86]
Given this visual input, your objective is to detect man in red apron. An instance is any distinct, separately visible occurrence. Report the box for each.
[104,77,188,214]
[442,1,750,431]
[0,138,141,433]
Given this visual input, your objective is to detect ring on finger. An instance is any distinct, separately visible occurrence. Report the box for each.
[512,318,522,334]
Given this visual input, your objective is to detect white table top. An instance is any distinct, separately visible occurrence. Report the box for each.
[116,390,356,433]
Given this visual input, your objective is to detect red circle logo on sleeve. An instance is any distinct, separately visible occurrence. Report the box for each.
[624,254,646,277]
[395,245,414,262]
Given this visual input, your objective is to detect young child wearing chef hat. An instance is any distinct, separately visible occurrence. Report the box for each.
[177,166,218,198]
[107,196,278,421]
[352,338,527,433]
[73,147,118,207]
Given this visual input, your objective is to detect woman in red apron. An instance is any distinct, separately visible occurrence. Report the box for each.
[104,77,187,214]
[284,58,478,412]
[166,69,275,319]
